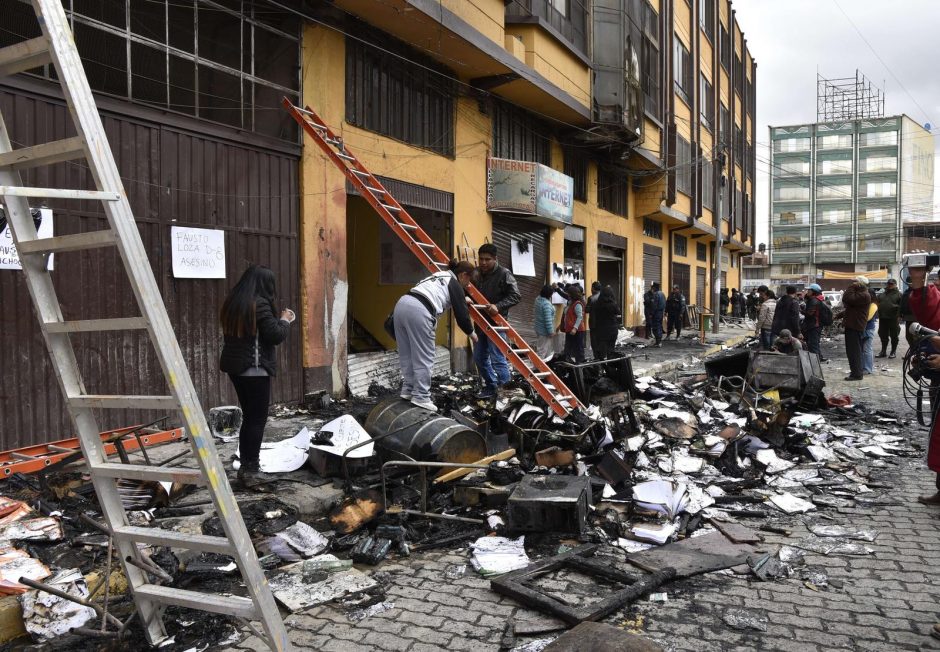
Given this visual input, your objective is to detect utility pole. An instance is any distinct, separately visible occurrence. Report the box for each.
[712,151,727,334]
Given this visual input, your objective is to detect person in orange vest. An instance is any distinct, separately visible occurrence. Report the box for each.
[559,284,587,363]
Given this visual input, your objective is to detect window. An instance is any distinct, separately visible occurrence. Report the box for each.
[643,217,663,239]
[860,131,898,147]
[597,168,628,217]
[817,159,852,175]
[674,40,692,103]
[674,234,688,257]
[774,210,810,226]
[819,208,851,224]
[563,147,588,202]
[550,0,568,18]
[719,25,731,70]
[719,105,731,149]
[860,182,896,198]
[640,2,661,119]
[702,159,714,210]
[858,235,894,251]
[858,208,896,223]
[772,234,810,253]
[773,185,810,201]
[774,138,810,153]
[491,101,551,164]
[816,134,853,150]
[676,136,693,195]
[347,38,456,156]
[697,242,707,261]
[816,183,852,200]
[700,0,715,41]
[15,0,302,140]
[700,75,714,130]
[778,159,810,176]
[780,264,804,276]
[818,235,850,252]
[860,156,897,173]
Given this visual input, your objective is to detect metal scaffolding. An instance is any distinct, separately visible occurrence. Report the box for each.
[816,71,885,122]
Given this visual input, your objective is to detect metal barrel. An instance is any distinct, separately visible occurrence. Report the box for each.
[364,397,487,464]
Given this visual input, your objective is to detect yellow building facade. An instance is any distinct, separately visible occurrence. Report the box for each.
[296,0,756,392]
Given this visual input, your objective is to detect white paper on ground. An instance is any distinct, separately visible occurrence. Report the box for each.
[275,521,330,557]
[21,568,95,640]
[311,416,374,459]
[631,522,677,544]
[755,449,796,474]
[269,558,378,612]
[633,480,689,519]
[616,537,654,553]
[236,426,313,472]
[769,492,816,514]
[806,445,837,462]
[470,536,529,576]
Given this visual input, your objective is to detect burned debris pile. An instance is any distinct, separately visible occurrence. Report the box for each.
[0,348,918,649]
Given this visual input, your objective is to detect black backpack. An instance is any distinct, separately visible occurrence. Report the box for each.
[818,300,833,327]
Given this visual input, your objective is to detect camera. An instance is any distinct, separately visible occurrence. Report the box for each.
[902,253,940,268]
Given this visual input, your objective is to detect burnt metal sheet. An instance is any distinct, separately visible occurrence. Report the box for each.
[626,531,756,578]
[0,84,301,448]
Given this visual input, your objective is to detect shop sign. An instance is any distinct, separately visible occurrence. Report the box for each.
[486,157,573,227]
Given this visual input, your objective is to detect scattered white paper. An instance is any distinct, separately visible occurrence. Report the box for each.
[806,445,837,462]
[616,537,654,553]
[632,522,677,544]
[21,569,94,640]
[755,449,796,474]
[275,521,329,557]
[769,492,816,514]
[470,536,529,576]
[237,427,312,472]
[311,416,374,459]
[633,480,690,519]
[269,560,378,612]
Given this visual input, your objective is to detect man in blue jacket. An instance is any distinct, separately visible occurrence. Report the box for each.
[473,243,521,398]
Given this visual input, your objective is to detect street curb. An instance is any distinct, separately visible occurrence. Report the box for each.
[633,332,752,378]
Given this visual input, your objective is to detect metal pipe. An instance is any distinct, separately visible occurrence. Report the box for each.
[124,556,172,584]
[18,576,123,629]
[380,460,489,520]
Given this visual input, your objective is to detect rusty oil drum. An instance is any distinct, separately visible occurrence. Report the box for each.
[364,397,487,463]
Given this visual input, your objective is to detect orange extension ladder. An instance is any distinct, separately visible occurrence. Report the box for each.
[283,100,586,419]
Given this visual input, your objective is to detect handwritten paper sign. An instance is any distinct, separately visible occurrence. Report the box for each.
[0,208,54,271]
[171,226,226,279]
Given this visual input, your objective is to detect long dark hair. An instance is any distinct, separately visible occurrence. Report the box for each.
[220,264,278,337]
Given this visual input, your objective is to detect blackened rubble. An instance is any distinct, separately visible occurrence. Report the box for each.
[0,343,920,650]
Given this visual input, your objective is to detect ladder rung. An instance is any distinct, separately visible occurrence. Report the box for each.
[491,326,510,331]
[16,230,117,254]
[351,169,369,176]
[0,137,86,172]
[471,304,488,309]
[325,138,343,146]
[304,118,327,131]
[67,395,179,410]
[433,261,449,267]
[112,526,234,555]
[336,152,355,161]
[0,186,120,201]
[91,462,205,485]
[417,242,435,248]
[399,223,418,230]
[554,395,574,402]
[45,317,149,334]
[364,186,386,194]
[0,37,51,77]
[381,204,401,212]
[132,585,256,618]
[512,349,530,355]
[534,372,551,377]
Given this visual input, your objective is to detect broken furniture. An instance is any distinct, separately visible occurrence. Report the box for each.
[554,355,636,404]
[750,350,826,408]
[490,545,675,624]
[506,475,591,535]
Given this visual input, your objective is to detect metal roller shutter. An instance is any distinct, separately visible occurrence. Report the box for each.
[491,216,549,343]
[671,262,691,299]
[642,244,663,291]
[696,266,707,307]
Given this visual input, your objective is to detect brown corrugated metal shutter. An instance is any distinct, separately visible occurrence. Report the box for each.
[642,244,662,290]
[696,266,707,307]
[671,262,690,299]
[0,85,301,448]
[491,216,549,343]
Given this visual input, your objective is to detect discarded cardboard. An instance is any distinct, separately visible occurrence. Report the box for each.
[626,531,756,578]
[543,621,665,652]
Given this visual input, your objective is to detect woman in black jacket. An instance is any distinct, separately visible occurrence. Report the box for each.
[219,265,293,488]
[590,286,622,359]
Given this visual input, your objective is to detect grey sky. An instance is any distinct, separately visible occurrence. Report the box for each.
[732,0,940,247]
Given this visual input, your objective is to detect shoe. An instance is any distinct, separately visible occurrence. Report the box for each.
[476,387,497,399]
[843,375,863,381]
[876,352,887,358]
[889,351,897,359]
[237,465,276,492]
[410,398,438,412]
[655,343,662,348]
[918,493,940,506]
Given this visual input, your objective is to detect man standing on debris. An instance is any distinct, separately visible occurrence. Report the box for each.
[665,285,686,340]
[771,285,801,341]
[772,329,803,355]
[559,284,587,362]
[590,285,622,359]
[394,260,477,412]
[473,244,521,399]
[646,282,666,347]
[876,278,902,359]
[801,284,825,361]
[219,264,294,489]
[534,285,557,362]
[755,287,777,350]
[907,266,940,506]
[841,277,872,381]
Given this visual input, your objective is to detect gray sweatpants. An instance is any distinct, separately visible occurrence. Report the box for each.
[393,295,437,402]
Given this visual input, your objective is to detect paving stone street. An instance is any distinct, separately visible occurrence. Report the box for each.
[223,331,940,652]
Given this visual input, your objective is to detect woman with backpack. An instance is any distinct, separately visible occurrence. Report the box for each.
[559,284,587,363]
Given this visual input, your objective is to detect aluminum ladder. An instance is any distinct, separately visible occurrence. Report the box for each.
[0,1,289,649]
[283,100,586,418]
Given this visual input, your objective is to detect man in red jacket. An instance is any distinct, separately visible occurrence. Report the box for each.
[909,266,940,505]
